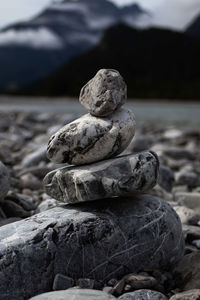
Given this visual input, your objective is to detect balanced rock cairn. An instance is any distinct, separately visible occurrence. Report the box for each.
[44,69,159,202]
[42,69,184,286]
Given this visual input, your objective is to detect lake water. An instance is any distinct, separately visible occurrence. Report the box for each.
[0,96,200,127]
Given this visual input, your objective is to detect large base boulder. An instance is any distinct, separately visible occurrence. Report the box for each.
[0,195,184,300]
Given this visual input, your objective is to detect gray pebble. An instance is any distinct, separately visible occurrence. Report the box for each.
[192,240,200,249]
[124,273,158,290]
[20,173,42,190]
[35,199,59,214]
[173,250,200,290]
[20,145,48,168]
[0,161,10,201]
[176,172,200,188]
[173,205,200,225]
[53,274,74,291]
[79,69,126,116]
[77,278,95,289]
[163,148,195,161]
[158,165,175,192]
[174,192,200,210]
[170,289,200,300]
[1,199,31,218]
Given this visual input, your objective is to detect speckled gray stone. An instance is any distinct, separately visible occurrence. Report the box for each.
[119,289,168,300]
[79,69,127,117]
[0,195,184,300]
[47,107,135,165]
[29,289,116,300]
[0,161,9,201]
[44,151,159,203]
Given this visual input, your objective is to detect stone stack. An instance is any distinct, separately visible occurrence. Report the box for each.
[20,69,184,300]
[43,69,184,273]
[44,69,159,202]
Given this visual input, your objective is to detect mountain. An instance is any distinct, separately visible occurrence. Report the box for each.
[0,0,145,92]
[186,14,200,39]
[21,24,200,99]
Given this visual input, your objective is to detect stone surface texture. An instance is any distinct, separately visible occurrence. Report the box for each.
[0,195,184,300]
[173,251,200,291]
[0,161,9,201]
[44,151,159,203]
[158,165,174,192]
[123,274,158,290]
[29,289,116,300]
[169,289,200,300]
[119,289,168,300]
[173,205,200,225]
[174,192,200,210]
[79,69,127,117]
[52,274,74,291]
[47,107,135,165]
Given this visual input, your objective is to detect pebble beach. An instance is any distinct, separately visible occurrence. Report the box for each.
[0,95,200,300]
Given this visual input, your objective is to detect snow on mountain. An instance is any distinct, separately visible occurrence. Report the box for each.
[0,0,145,91]
[0,28,63,49]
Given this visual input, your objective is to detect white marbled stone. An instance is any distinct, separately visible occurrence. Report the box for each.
[44,151,159,203]
[47,107,136,165]
[79,69,127,116]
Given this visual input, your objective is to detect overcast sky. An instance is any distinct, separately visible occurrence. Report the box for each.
[0,0,200,30]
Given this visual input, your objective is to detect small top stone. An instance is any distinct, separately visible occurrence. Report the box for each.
[79,69,127,117]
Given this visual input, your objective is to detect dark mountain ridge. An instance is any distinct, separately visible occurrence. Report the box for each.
[20,23,200,99]
[0,0,144,92]
[186,14,200,39]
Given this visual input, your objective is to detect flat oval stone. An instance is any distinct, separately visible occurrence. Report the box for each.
[79,69,127,116]
[0,195,184,300]
[44,151,159,203]
[119,289,168,300]
[46,107,135,165]
[29,289,116,300]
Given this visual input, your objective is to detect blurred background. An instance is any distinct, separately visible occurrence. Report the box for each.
[0,0,200,121]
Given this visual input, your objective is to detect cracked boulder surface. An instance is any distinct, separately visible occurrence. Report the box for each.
[0,195,184,300]
[79,69,127,117]
[46,107,135,165]
[44,151,159,203]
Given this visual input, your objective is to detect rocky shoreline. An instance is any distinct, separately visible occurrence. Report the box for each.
[0,69,200,300]
[0,106,200,299]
